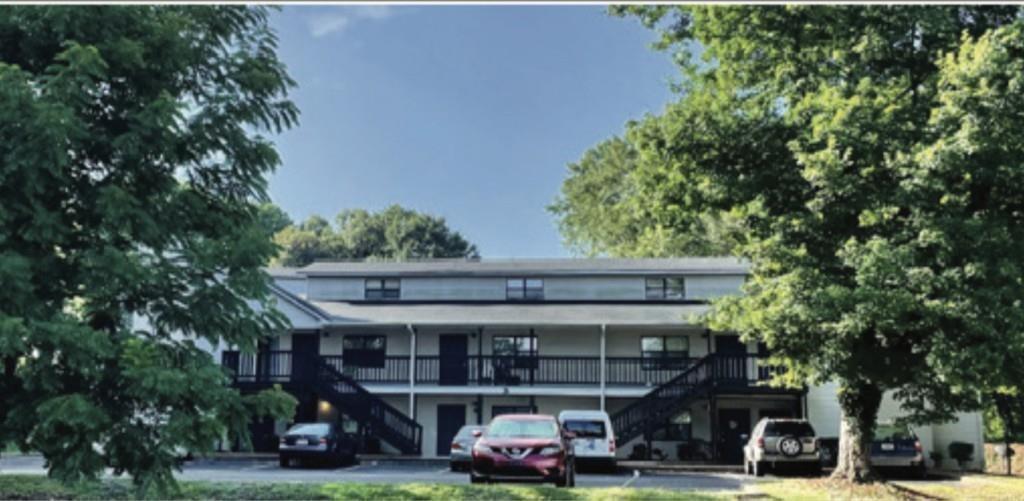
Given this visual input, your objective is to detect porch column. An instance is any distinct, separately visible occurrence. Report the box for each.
[407,324,416,417]
[599,324,607,411]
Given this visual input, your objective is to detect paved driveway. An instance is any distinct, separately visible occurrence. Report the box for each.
[0,455,753,492]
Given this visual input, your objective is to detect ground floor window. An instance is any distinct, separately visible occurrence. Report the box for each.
[651,410,692,441]
[342,335,386,368]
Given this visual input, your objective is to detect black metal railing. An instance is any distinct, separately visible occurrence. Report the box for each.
[220,351,780,387]
[221,350,292,383]
[320,355,410,384]
[410,355,695,386]
[609,353,786,446]
[314,359,422,455]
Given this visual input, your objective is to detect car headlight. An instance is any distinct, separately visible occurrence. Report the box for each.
[473,442,491,454]
[538,446,562,456]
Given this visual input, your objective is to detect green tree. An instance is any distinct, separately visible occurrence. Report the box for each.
[0,6,298,493]
[273,205,479,267]
[257,203,294,237]
[550,135,744,257]
[610,5,1024,481]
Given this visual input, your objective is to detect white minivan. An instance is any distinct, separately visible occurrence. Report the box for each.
[558,410,616,471]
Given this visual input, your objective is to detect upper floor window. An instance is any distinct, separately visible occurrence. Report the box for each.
[641,335,689,369]
[645,277,685,300]
[493,334,538,370]
[342,335,386,368]
[365,278,400,300]
[493,335,538,357]
[506,278,544,300]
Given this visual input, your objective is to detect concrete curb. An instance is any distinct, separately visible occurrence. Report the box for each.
[620,461,744,474]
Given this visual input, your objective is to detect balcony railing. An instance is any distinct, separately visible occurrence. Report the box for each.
[221,350,783,388]
[222,350,292,383]
[222,351,755,386]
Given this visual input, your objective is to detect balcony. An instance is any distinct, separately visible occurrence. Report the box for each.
[221,351,777,387]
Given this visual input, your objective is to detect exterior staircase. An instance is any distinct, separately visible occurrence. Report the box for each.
[313,359,422,455]
[221,350,422,455]
[610,354,715,446]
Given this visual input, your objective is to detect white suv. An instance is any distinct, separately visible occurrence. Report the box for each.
[743,418,821,476]
[558,410,616,472]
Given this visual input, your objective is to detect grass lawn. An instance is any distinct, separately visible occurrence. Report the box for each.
[755,474,1024,500]
[0,475,724,500]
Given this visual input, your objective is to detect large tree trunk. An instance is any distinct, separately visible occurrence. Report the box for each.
[831,380,883,482]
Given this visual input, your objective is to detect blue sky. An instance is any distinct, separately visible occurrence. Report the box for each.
[268,5,679,257]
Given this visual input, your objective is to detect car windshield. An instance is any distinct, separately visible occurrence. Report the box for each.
[288,423,330,436]
[455,426,486,439]
[763,421,815,437]
[562,420,606,438]
[487,419,559,439]
[875,424,915,441]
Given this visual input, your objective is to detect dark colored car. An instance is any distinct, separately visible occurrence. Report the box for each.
[450,425,487,471]
[871,423,925,478]
[470,414,576,487]
[278,422,358,468]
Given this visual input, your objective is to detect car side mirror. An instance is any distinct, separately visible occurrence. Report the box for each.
[472,430,482,438]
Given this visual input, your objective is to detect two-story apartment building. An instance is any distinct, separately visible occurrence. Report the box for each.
[218,258,984,468]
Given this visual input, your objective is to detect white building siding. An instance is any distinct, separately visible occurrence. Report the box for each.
[543,277,644,300]
[306,278,365,301]
[274,277,307,297]
[685,275,746,300]
[401,277,506,301]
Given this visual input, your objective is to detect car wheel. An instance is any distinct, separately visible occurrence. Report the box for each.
[279,456,289,468]
[470,473,486,484]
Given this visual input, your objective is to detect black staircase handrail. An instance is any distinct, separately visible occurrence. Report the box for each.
[314,358,422,454]
[610,354,717,444]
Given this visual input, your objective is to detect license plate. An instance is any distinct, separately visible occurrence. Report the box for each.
[296,439,308,446]
[509,459,523,466]
[881,443,895,451]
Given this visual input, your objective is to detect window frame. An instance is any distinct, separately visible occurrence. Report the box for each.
[640,335,690,370]
[364,278,400,300]
[492,334,538,369]
[342,334,387,368]
[506,278,544,301]
[645,276,686,300]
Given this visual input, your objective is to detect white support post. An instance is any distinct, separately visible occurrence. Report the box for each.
[407,324,416,418]
[599,324,607,411]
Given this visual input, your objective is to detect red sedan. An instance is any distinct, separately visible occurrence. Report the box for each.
[470,414,576,487]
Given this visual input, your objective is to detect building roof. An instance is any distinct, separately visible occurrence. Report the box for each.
[298,257,749,277]
[266,267,304,279]
[307,300,707,327]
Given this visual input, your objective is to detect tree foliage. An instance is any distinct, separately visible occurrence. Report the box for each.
[550,136,742,257]
[0,6,298,493]
[273,205,479,267]
[609,5,1024,480]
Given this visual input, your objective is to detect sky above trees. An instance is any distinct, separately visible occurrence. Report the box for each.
[266,6,678,257]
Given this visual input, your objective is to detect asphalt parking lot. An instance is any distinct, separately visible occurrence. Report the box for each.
[0,455,754,491]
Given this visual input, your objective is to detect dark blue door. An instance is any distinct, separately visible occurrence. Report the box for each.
[439,335,468,385]
[291,333,320,383]
[436,404,466,455]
